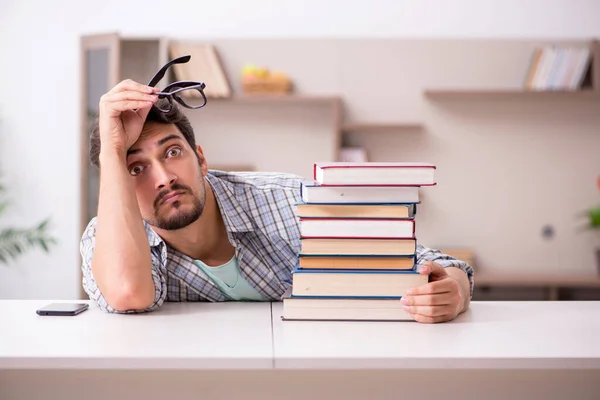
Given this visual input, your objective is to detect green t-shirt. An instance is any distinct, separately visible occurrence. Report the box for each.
[193,256,267,301]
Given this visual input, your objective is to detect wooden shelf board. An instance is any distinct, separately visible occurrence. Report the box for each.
[341,123,424,133]
[423,89,600,100]
[475,273,600,288]
[209,164,255,172]
[206,93,341,105]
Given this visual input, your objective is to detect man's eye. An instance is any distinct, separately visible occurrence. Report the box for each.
[167,147,182,158]
[129,165,144,176]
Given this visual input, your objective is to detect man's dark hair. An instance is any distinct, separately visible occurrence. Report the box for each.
[89,99,197,168]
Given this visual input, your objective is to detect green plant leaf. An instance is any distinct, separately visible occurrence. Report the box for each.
[0,218,57,264]
[0,174,57,265]
[590,207,600,228]
[37,219,49,230]
[0,201,8,216]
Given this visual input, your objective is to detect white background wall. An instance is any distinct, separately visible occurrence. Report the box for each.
[1,0,599,299]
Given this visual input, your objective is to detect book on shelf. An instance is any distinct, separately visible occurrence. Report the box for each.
[313,162,436,186]
[339,147,368,163]
[168,41,232,98]
[524,44,592,91]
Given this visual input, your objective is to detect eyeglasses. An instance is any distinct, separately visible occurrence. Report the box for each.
[147,55,207,113]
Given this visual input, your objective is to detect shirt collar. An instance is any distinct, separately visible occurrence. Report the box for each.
[205,172,255,233]
[146,224,162,247]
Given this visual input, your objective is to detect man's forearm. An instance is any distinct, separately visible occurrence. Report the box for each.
[445,266,471,313]
[92,150,155,311]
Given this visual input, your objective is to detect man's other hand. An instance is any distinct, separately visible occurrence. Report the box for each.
[401,261,467,323]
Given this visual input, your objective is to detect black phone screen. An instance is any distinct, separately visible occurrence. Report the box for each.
[36,303,89,316]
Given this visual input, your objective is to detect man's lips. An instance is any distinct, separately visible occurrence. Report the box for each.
[161,191,186,205]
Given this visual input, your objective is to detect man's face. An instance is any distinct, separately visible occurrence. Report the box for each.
[126,122,207,231]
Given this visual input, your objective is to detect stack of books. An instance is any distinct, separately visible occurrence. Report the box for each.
[283,161,437,322]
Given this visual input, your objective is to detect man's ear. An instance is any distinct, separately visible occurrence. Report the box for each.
[195,144,208,176]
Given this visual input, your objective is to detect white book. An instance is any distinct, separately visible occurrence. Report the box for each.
[299,218,415,238]
[282,293,414,321]
[291,269,428,297]
[301,181,420,204]
[314,162,436,186]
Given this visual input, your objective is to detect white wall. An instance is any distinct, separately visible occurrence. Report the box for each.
[0,0,599,299]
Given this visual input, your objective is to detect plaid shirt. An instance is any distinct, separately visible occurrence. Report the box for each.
[80,170,474,313]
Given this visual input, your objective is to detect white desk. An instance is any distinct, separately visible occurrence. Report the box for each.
[271,300,600,369]
[269,301,600,400]
[1,300,599,400]
[0,300,273,370]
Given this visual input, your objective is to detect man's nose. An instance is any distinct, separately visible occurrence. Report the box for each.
[154,165,177,190]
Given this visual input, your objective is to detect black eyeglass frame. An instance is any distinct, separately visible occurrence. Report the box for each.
[147,55,207,112]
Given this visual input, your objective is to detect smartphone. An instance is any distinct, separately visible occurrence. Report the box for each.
[36,303,89,316]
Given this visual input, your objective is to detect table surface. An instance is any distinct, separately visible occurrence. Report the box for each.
[1,299,599,370]
[271,300,600,369]
[0,300,273,370]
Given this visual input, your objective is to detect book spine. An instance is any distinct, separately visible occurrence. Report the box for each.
[316,164,436,170]
[298,217,415,222]
[292,268,421,274]
[317,183,437,187]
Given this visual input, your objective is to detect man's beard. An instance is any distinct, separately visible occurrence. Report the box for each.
[148,183,205,231]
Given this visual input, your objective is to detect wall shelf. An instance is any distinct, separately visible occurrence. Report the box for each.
[210,93,341,105]
[475,273,600,287]
[473,272,600,301]
[424,40,600,101]
[423,89,600,100]
[341,123,424,133]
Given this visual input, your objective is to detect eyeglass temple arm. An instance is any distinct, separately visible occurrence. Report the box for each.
[147,55,192,87]
[162,81,206,90]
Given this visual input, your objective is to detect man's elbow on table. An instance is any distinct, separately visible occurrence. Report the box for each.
[104,286,156,312]
[89,254,159,312]
[94,272,157,313]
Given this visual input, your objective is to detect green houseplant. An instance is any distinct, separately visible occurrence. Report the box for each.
[580,176,600,274]
[0,177,56,264]
[592,182,600,275]
[587,206,600,229]
[590,177,600,227]
[586,204,600,274]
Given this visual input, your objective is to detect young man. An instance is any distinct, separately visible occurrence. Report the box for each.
[81,79,474,323]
